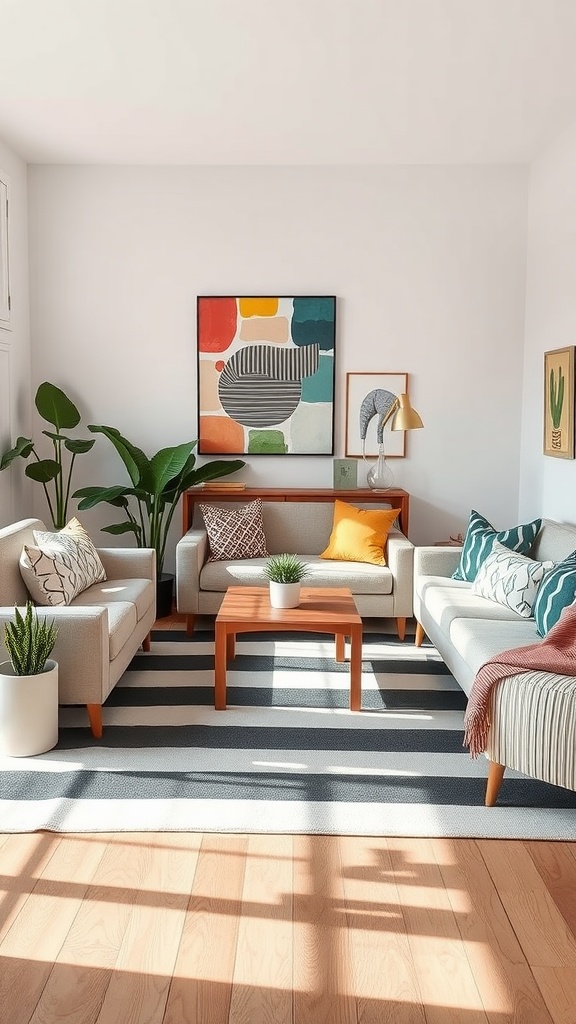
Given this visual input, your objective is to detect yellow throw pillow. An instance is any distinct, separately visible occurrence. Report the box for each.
[320,500,400,566]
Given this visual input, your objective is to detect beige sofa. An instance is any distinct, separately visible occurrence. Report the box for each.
[0,519,156,738]
[176,499,414,638]
[413,518,576,804]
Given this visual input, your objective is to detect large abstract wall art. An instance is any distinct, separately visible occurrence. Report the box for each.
[197,296,336,455]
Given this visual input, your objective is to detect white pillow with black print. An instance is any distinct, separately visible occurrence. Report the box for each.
[19,517,107,606]
[472,539,553,618]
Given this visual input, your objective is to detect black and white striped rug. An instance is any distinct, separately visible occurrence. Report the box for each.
[2,628,576,837]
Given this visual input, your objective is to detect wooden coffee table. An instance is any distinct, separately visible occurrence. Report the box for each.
[214,586,363,711]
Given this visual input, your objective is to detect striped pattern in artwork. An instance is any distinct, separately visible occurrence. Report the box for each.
[219,343,320,426]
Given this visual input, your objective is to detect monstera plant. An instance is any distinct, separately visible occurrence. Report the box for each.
[73,425,245,579]
[0,382,95,529]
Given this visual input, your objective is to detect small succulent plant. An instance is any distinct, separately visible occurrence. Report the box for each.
[4,601,58,676]
[263,553,311,584]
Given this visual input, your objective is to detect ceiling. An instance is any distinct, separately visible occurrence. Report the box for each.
[2,0,576,165]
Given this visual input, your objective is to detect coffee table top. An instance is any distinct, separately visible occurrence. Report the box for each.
[217,586,362,629]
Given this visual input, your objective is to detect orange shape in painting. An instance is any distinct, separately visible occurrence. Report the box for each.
[200,416,245,454]
[198,359,222,412]
[239,297,278,318]
[198,297,237,352]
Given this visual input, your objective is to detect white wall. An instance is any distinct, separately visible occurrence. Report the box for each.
[0,137,31,527]
[519,122,576,526]
[27,165,529,568]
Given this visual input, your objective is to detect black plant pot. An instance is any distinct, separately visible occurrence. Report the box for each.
[156,572,174,619]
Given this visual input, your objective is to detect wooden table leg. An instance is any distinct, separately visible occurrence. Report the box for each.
[349,623,363,711]
[214,621,228,710]
[335,632,345,662]
[226,633,236,660]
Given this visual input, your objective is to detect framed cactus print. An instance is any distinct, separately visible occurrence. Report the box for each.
[544,346,575,459]
[197,295,336,455]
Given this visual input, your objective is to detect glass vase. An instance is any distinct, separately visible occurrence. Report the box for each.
[366,446,394,490]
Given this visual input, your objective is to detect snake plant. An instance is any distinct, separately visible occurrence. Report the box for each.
[3,602,58,676]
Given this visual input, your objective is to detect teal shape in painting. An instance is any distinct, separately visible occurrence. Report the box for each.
[248,430,288,454]
[301,354,334,403]
[292,298,335,351]
[292,320,335,351]
[292,297,335,322]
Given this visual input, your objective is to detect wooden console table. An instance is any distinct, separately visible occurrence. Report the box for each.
[182,486,410,537]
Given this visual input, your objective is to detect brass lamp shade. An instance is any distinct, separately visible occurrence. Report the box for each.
[390,393,424,431]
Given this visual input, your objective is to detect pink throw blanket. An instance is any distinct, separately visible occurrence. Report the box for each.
[463,603,576,758]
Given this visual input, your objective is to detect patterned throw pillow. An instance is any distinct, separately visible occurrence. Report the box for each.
[533,551,576,637]
[200,499,269,561]
[452,509,542,582]
[471,540,554,617]
[19,517,107,606]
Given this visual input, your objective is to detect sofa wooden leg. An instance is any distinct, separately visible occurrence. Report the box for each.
[186,614,196,637]
[142,632,151,652]
[86,703,103,739]
[485,761,505,806]
[396,617,406,641]
[415,621,425,647]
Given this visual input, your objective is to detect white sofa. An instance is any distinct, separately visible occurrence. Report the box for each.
[413,518,576,804]
[0,519,156,738]
[177,499,414,638]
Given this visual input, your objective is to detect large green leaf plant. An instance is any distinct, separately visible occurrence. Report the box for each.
[73,426,245,577]
[0,382,95,529]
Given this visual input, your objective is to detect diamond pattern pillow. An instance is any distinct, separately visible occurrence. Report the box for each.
[452,509,542,582]
[471,540,554,617]
[200,499,269,562]
[533,551,576,637]
[19,517,107,606]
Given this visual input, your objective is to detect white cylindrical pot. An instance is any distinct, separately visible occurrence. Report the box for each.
[269,581,301,609]
[0,660,59,757]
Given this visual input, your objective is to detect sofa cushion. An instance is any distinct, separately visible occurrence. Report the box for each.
[200,556,394,595]
[416,578,526,636]
[533,551,576,637]
[319,500,399,566]
[448,617,540,680]
[73,577,155,622]
[452,509,542,582]
[471,540,554,618]
[71,593,137,661]
[200,499,269,561]
[19,517,107,606]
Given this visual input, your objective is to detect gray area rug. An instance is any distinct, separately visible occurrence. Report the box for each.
[1,627,575,837]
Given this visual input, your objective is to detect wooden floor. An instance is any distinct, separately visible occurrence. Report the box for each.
[0,613,575,1023]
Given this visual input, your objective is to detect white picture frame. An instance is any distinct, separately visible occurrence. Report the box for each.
[345,372,408,458]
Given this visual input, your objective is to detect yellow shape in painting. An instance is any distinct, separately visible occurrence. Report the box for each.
[239,297,278,318]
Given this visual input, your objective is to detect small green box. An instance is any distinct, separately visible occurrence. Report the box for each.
[333,458,358,489]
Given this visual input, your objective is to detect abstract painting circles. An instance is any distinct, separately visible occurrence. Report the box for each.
[197,296,336,454]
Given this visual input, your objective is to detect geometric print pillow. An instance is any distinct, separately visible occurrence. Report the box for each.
[452,509,542,582]
[533,551,576,637]
[19,517,107,607]
[471,540,554,618]
[200,499,269,562]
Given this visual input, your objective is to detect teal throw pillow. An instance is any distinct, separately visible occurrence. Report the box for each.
[452,509,542,582]
[533,551,576,637]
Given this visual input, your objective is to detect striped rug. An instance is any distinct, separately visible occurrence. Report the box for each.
[1,627,575,837]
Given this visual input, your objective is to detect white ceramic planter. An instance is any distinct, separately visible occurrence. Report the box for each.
[269,581,301,609]
[0,659,59,757]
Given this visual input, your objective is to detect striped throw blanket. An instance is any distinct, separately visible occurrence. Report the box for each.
[464,603,576,757]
